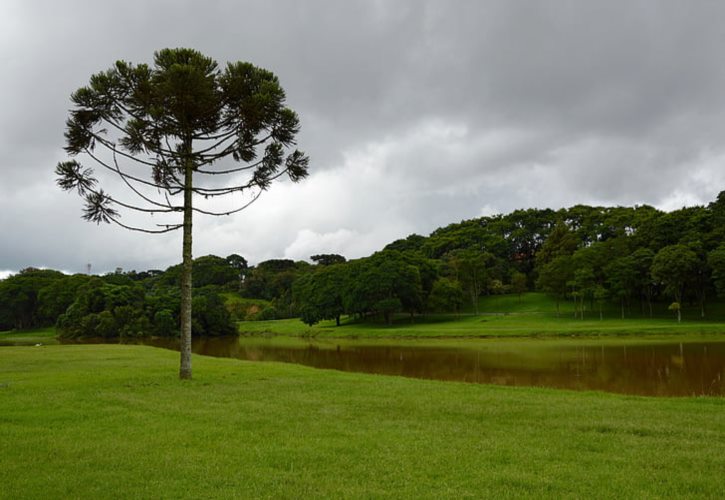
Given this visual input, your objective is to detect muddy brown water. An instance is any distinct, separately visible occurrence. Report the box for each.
[55,335,725,397]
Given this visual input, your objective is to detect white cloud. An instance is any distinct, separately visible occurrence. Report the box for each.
[283,228,358,261]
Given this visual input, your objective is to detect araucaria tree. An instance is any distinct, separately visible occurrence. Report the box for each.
[56,48,309,379]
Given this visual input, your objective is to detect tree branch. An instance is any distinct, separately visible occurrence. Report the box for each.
[107,213,182,233]
[195,158,264,175]
[83,148,179,209]
[111,150,182,211]
[193,189,262,216]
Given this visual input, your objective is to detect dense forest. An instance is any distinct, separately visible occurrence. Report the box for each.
[2,191,725,336]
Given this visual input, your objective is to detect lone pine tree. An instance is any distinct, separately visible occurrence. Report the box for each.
[56,48,309,379]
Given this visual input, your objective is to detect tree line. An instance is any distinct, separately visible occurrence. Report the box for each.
[3,191,725,333]
[0,255,244,337]
[294,191,725,324]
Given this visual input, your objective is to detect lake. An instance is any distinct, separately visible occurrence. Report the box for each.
[60,334,725,397]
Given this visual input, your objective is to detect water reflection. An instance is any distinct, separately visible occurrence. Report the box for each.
[127,336,725,397]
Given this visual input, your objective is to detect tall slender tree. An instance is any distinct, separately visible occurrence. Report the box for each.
[650,244,698,323]
[56,48,309,379]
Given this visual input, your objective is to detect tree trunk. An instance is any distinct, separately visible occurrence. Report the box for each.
[581,296,585,320]
[621,298,625,320]
[335,315,340,327]
[179,159,194,380]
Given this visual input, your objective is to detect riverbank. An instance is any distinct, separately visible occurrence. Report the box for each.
[1,344,723,497]
[238,293,725,339]
[239,313,725,338]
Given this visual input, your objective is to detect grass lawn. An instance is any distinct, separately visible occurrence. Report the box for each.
[0,344,724,498]
[239,293,725,339]
[240,314,725,338]
[0,327,58,345]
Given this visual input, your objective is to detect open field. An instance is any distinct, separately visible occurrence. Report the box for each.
[239,294,725,338]
[0,327,58,345]
[239,314,725,338]
[472,292,725,319]
[1,344,724,498]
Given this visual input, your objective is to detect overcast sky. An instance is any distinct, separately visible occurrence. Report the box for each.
[2,0,725,277]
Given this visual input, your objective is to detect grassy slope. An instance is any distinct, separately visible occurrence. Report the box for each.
[0,327,57,345]
[1,345,723,498]
[239,293,725,338]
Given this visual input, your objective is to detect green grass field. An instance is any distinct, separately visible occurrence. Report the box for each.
[0,327,57,345]
[1,344,723,498]
[239,293,725,339]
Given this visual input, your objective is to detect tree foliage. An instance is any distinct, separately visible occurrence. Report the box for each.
[651,244,699,322]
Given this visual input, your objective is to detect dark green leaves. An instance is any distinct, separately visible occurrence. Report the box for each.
[150,49,220,132]
[55,160,97,195]
[82,190,118,224]
[285,150,309,181]
[58,48,309,231]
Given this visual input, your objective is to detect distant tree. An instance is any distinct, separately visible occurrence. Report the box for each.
[605,256,638,319]
[536,255,573,317]
[447,250,490,315]
[153,309,177,337]
[57,280,233,338]
[561,204,605,245]
[37,274,93,325]
[159,255,239,288]
[310,254,347,266]
[344,252,423,325]
[651,244,699,322]
[397,251,439,309]
[631,248,655,317]
[709,244,725,298]
[293,264,346,326]
[685,241,710,319]
[57,280,146,338]
[190,289,237,337]
[489,279,505,295]
[0,268,67,330]
[510,271,527,301]
[707,191,725,246]
[225,254,248,290]
[535,222,578,268]
[572,266,595,319]
[593,285,608,320]
[504,208,556,278]
[225,254,248,272]
[426,278,464,313]
[56,48,309,379]
[243,259,309,316]
[384,234,427,253]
